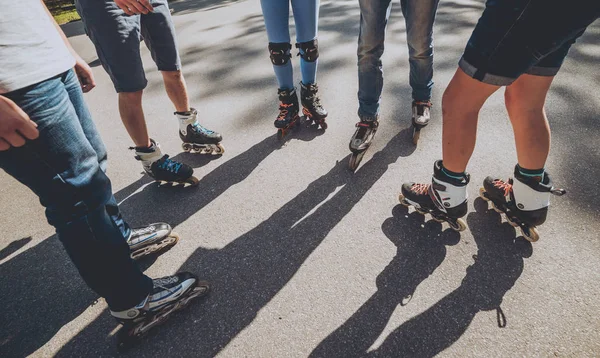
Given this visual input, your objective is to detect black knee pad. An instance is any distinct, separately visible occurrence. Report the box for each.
[296,39,319,62]
[268,42,292,66]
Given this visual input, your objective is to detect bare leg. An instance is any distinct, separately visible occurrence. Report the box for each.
[161,70,190,113]
[504,74,553,170]
[118,91,151,148]
[441,69,500,173]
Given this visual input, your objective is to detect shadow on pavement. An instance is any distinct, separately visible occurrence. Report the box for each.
[311,198,531,357]
[54,125,415,356]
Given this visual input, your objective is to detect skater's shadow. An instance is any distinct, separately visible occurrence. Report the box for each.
[55,128,416,356]
[114,136,280,227]
[0,136,279,358]
[360,198,530,357]
[271,118,327,145]
[310,204,460,357]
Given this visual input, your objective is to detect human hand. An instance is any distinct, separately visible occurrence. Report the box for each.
[0,96,39,151]
[74,57,96,93]
[114,0,153,15]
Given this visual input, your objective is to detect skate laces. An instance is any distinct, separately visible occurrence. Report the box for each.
[277,102,293,121]
[411,183,430,195]
[157,156,182,174]
[493,179,512,196]
[192,122,214,135]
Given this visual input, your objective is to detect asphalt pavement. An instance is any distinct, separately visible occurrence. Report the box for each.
[1,0,599,357]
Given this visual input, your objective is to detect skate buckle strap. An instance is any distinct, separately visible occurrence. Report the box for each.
[551,188,566,196]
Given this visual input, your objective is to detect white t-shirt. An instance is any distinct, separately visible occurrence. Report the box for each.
[0,0,75,94]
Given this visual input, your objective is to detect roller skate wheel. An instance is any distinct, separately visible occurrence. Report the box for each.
[431,214,445,223]
[214,144,225,154]
[412,127,420,145]
[448,218,467,232]
[182,143,193,153]
[521,226,539,242]
[415,208,427,215]
[185,176,199,186]
[478,187,490,201]
[349,151,365,171]
[277,129,284,140]
[320,121,328,130]
[506,216,520,228]
[491,202,503,213]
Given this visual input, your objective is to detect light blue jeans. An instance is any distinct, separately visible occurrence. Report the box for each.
[358,0,440,117]
[260,0,320,90]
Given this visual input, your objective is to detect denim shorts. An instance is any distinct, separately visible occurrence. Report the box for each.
[76,0,181,93]
[459,0,599,86]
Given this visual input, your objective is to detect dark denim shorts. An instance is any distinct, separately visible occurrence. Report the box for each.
[459,0,599,86]
[76,0,181,93]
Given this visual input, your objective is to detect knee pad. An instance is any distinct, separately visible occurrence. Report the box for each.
[268,42,292,66]
[296,39,319,62]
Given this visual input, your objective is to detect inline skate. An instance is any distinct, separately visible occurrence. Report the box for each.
[399,160,469,231]
[411,100,432,145]
[176,108,224,155]
[300,82,328,130]
[348,114,379,171]
[128,223,179,260]
[479,166,565,242]
[132,139,198,186]
[112,272,210,351]
[274,88,301,140]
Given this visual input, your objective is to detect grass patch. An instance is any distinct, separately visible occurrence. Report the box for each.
[53,8,80,24]
[45,1,80,24]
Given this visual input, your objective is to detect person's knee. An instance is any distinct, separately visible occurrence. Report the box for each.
[268,42,292,66]
[504,83,544,118]
[442,84,473,120]
[296,39,319,62]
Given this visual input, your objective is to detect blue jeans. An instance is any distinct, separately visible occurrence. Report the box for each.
[358,0,439,117]
[260,0,320,89]
[0,70,152,311]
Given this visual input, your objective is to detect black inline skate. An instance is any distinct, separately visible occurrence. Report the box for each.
[127,223,180,260]
[111,272,210,352]
[479,166,565,242]
[399,160,469,231]
[348,113,379,171]
[300,82,328,130]
[132,139,198,186]
[176,108,224,155]
[274,88,301,140]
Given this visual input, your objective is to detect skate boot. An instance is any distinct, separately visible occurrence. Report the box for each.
[111,272,210,351]
[132,139,198,186]
[479,166,565,242]
[127,223,180,260]
[348,113,379,171]
[274,88,301,140]
[176,108,224,155]
[399,160,469,231]
[300,82,328,129]
[411,100,432,145]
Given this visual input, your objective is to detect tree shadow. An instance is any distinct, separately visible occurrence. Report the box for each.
[55,125,416,356]
[363,198,531,357]
[310,204,460,357]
